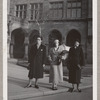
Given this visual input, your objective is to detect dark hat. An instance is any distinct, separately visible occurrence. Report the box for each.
[75,39,80,43]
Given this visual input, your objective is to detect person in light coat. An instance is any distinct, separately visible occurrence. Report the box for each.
[48,39,64,90]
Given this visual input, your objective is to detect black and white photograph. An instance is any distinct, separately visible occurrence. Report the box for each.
[7,0,93,100]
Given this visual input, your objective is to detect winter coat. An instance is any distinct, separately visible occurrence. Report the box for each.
[67,46,85,83]
[28,44,46,79]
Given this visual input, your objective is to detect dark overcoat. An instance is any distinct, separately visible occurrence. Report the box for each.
[67,46,85,84]
[28,44,46,79]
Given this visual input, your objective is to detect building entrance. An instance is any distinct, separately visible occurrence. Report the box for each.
[49,29,62,48]
[66,29,81,47]
[29,30,40,45]
[11,28,26,58]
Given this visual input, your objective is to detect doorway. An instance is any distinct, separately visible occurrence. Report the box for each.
[66,29,81,47]
[49,29,62,48]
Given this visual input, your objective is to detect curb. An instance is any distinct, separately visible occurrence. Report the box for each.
[8,92,43,100]
[8,85,92,100]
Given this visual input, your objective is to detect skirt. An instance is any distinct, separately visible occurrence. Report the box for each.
[69,68,81,84]
[49,62,63,84]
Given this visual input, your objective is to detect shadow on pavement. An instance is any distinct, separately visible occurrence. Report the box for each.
[8,76,70,90]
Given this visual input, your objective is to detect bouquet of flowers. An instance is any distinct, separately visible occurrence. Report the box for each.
[59,44,70,60]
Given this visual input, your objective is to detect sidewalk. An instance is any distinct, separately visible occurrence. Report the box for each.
[8,58,93,77]
[8,59,92,100]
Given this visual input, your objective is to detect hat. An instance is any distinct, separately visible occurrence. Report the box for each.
[75,39,80,43]
[36,35,43,40]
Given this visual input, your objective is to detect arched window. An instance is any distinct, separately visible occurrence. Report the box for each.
[67,0,82,18]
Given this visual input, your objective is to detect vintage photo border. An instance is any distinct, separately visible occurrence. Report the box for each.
[3,0,7,99]
[93,0,97,100]
[0,0,3,99]
[0,0,99,100]
[97,0,100,99]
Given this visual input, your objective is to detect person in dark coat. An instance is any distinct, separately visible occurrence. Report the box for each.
[67,40,85,92]
[25,36,46,89]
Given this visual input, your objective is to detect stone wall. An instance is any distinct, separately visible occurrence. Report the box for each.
[8,0,92,64]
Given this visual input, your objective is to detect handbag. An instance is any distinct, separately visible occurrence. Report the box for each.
[56,56,62,65]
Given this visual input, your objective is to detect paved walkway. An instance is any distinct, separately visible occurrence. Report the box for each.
[8,59,92,100]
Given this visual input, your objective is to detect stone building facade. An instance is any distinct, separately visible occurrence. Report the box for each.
[8,0,92,64]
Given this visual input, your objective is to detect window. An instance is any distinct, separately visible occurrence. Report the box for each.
[49,2,63,19]
[15,4,27,19]
[67,0,82,18]
[30,3,43,20]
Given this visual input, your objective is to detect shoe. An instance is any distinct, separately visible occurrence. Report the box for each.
[52,87,58,90]
[77,89,81,92]
[35,85,39,89]
[67,88,74,92]
[24,84,32,88]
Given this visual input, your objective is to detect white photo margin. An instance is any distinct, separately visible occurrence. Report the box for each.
[2,0,97,100]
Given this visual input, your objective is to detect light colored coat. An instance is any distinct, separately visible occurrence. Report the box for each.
[48,46,63,84]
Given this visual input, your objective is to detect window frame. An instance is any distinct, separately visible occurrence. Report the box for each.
[49,1,64,20]
[30,3,43,21]
[66,0,82,19]
[15,4,27,19]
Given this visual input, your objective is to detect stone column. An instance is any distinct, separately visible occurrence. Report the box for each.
[7,36,11,58]
[24,37,29,59]
[10,38,14,58]
[63,0,67,19]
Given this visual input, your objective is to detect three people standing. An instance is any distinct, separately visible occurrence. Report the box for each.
[26,36,85,92]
